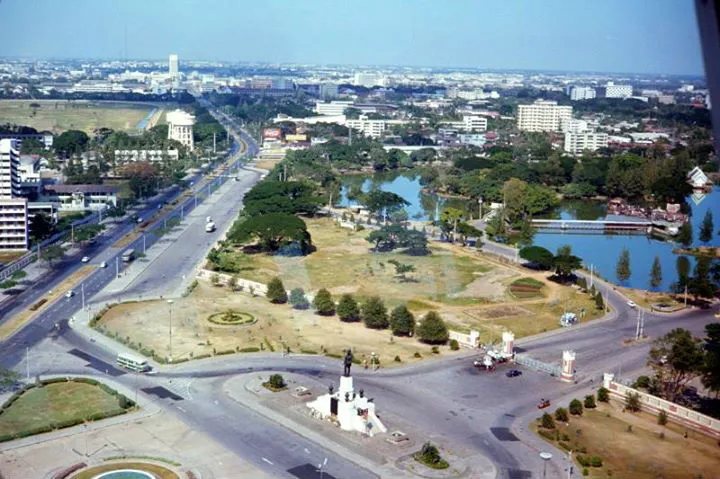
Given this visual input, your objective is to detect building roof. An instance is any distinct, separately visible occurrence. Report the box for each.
[44,184,119,194]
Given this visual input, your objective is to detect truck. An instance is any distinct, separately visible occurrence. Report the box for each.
[205,221,216,233]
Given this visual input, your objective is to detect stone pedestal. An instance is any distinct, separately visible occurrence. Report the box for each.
[339,375,354,395]
[560,350,576,382]
[502,331,515,356]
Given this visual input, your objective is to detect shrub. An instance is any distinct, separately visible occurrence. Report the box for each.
[266,277,288,304]
[541,413,555,429]
[584,395,596,409]
[555,407,569,422]
[597,387,610,402]
[389,305,415,336]
[210,273,221,287]
[449,339,459,351]
[239,347,260,353]
[658,410,668,426]
[337,294,360,322]
[590,456,603,468]
[413,351,422,358]
[537,429,555,441]
[558,441,571,451]
[394,355,401,362]
[569,399,583,416]
[228,275,239,291]
[576,455,590,467]
[417,311,449,344]
[431,346,439,354]
[267,374,286,390]
[625,392,641,412]
[582,468,589,476]
[632,375,650,389]
[414,442,449,470]
[361,296,389,329]
[289,288,310,310]
[312,288,335,316]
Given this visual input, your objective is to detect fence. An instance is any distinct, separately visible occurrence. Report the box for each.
[603,373,720,439]
[515,354,562,376]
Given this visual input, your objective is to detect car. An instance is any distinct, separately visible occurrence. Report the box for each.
[100,261,107,268]
[627,300,637,308]
[65,290,74,298]
[537,398,551,409]
[506,369,522,377]
[137,217,143,224]
[81,256,90,263]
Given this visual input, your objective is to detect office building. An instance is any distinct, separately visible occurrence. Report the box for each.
[346,116,387,138]
[114,149,180,163]
[315,101,354,116]
[569,86,596,101]
[605,82,632,99]
[353,72,385,87]
[169,54,179,79]
[0,139,28,250]
[462,115,488,132]
[166,109,195,149]
[564,132,609,155]
[319,83,339,100]
[517,100,573,132]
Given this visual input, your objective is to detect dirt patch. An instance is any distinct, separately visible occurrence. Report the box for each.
[455,268,517,300]
[473,305,531,319]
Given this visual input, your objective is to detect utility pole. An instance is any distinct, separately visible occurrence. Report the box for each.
[589,265,594,289]
[26,347,29,381]
[181,203,184,219]
[639,310,645,338]
[115,256,119,278]
[194,194,197,209]
[81,283,85,310]
[684,285,688,307]
[142,234,146,254]
[71,223,75,244]
[167,299,174,362]
[213,132,217,153]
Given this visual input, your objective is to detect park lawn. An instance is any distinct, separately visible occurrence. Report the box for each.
[0,382,124,437]
[534,404,720,479]
[215,218,493,307]
[71,462,179,479]
[0,100,152,134]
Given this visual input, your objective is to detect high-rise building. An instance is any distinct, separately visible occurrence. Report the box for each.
[319,83,339,100]
[353,72,385,88]
[569,86,596,101]
[604,82,632,99]
[168,54,179,79]
[345,115,387,138]
[166,109,195,149]
[517,100,573,132]
[564,132,609,155]
[0,139,28,250]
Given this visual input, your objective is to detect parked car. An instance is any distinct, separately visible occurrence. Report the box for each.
[100,261,107,268]
[505,369,522,378]
[65,290,74,298]
[81,256,90,263]
[627,300,637,309]
[537,398,551,409]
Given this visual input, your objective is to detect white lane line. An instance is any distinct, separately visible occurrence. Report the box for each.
[261,457,273,465]
[177,406,186,413]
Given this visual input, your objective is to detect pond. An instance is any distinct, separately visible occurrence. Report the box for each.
[340,171,720,292]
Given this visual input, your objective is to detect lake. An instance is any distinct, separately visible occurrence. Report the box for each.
[340,171,720,292]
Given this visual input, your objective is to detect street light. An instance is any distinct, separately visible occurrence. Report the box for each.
[539,452,553,479]
[167,299,174,362]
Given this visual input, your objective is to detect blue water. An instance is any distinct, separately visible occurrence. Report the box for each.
[340,172,720,292]
[95,470,154,479]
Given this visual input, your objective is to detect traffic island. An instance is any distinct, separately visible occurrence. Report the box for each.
[68,461,180,479]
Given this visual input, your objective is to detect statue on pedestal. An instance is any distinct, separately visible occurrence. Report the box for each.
[343,349,354,377]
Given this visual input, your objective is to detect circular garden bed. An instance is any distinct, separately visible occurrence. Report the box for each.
[207,310,256,326]
[70,461,179,479]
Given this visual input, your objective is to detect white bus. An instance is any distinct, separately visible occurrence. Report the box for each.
[116,352,150,372]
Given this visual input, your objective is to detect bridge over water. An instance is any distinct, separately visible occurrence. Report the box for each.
[530,219,653,232]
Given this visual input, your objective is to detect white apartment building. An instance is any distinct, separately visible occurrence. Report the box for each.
[169,54,179,78]
[346,115,387,138]
[353,72,386,87]
[569,86,596,101]
[462,115,488,132]
[517,100,573,132]
[605,82,633,99]
[319,83,339,100]
[114,149,180,163]
[0,139,28,250]
[560,118,589,134]
[42,185,118,211]
[166,109,195,149]
[564,132,609,155]
[315,101,354,116]
[658,95,676,105]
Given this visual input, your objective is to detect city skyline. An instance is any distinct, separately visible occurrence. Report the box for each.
[0,0,705,76]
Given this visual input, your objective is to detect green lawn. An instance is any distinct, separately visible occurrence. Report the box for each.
[0,381,126,437]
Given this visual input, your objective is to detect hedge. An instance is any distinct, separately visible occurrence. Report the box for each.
[238,347,260,353]
[537,429,556,441]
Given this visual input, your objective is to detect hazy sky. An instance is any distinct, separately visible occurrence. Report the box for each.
[0,0,705,75]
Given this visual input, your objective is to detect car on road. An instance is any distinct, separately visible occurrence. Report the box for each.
[136,217,143,224]
[100,261,107,268]
[505,369,522,377]
[81,256,90,263]
[537,398,551,409]
[65,290,74,298]
[627,300,637,308]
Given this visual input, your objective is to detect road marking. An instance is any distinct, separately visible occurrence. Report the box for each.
[177,406,186,413]
[261,457,273,465]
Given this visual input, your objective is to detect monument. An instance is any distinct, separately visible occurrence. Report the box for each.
[306,349,387,437]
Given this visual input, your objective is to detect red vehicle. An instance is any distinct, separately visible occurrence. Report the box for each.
[537,398,551,409]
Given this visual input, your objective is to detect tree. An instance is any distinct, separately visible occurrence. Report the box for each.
[229,213,312,254]
[519,246,555,270]
[123,161,158,199]
[648,328,705,402]
[267,374,286,389]
[658,410,668,426]
[677,223,693,247]
[289,288,309,309]
[228,275,239,292]
[517,219,536,247]
[417,311,449,344]
[569,398,583,416]
[702,323,720,397]
[440,207,464,242]
[387,259,415,282]
[625,392,641,412]
[0,367,20,390]
[616,248,631,284]
[649,256,663,290]
[597,387,610,402]
[674,255,691,294]
[541,413,555,429]
[29,212,55,242]
[266,277,288,304]
[553,245,582,278]
[337,294,360,322]
[54,129,89,156]
[42,244,65,266]
[456,222,482,246]
[687,257,717,301]
[361,296,389,329]
[312,288,335,316]
[554,407,569,422]
[360,190,409,220]
[699,210,714,243]
[390,305,415,336]
[242,181,321,217]
[583,395,597,409]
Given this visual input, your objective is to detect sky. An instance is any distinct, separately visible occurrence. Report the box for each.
[0,0,705,75]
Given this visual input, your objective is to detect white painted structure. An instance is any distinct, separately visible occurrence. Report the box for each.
[605,82,633,99]
[517,100,573,132]
[564,131,609,154]
[306,374,387,437]
[448,329,480,349]
[502,331,514,356]
[166,109,195,149]
[345,115,387,138]
[114,149,180,163]
[0,139,28,250]
[315,101,354,116]
[560,350,576,382]
[569,86,596,101]
[560,118,589,134]
[169,54,179,79]
[687,166,710,188]
[0,139,22,198]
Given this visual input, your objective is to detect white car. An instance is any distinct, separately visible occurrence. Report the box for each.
[65,290,74,298]
[100,261,107,268]
[137,217,143,224]
[81,256,90,263]
[627,300,637,309]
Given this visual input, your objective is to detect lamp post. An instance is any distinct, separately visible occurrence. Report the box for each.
[167,299,174,362]
[539,452,553,479]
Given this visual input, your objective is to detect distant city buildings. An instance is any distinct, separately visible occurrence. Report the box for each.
[319,83,339,100]
[169,53,179,80]
[166,109,195,149]
[569,86,596,101]
[658,94,676,105]
[42,184,118,211]
[353,72,385,88]
[604,82,633,99]
[441,115,488,132]
[113,149,180,163]
[0,139,28,250]
[315,101,353,116]
[517,100,572,132]
[346,115,387,138]
[564,131,609,154]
